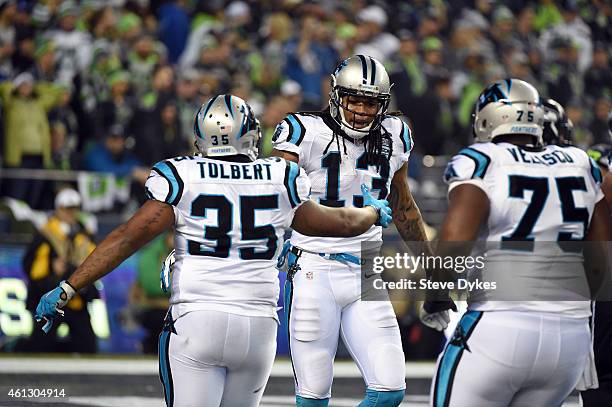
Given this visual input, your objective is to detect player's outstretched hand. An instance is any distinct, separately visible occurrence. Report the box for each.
[160,249,176,293]
[419,299,458,331]
[361,184,392,227]
[34,281,76,333]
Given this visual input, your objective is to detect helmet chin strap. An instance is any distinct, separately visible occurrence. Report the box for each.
[339,108,372,139]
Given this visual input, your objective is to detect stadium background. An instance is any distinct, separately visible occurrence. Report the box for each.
[0,0,609,405]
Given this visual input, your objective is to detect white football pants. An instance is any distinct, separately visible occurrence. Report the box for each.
[285,252,406,399]
[431,310,590,407]
[158,309,277,407]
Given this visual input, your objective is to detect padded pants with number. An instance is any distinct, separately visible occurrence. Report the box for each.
[158,309,277,407]
[431,311,590,407]
[285,253,406,400]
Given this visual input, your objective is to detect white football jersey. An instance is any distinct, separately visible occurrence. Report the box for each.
[445,142,605,317]
[273,111,412,254]
[145,156,311,320]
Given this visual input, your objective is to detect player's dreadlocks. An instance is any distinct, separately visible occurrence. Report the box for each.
[323,125,348,157]
[321,113,393,172]
[363,124,393,172]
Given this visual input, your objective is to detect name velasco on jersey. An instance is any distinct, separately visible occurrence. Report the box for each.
[443,142,603,316]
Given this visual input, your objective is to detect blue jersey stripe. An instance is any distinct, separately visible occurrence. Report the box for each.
[284,161,301,208]
[153,161,184,206]
[458,148,491,179]
[286,114,305,145]
[401,122,411,153]
[589,157,603,184]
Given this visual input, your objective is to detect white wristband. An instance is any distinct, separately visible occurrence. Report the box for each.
[59,281,76,301]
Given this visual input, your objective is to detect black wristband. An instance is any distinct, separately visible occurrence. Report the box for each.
[424,299,457,314]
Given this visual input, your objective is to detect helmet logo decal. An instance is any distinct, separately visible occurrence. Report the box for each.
[478,83,506,111]
[334,59,348,75]
[505,78,512,93]
[272,124,283,142]
[444,163,458,182]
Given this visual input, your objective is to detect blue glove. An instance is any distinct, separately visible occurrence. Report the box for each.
[160,249,176,293]
[34,281,76,334]
[276,241,291,271]
[276,241,301,281]
[361,184,393,227]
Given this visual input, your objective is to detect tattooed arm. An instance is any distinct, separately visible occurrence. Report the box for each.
[389,163,431,254]
[67,200,174,290]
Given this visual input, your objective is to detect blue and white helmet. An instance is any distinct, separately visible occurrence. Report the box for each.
[473,78,545,145]
[194,94,260,161]
[329,55,392,139]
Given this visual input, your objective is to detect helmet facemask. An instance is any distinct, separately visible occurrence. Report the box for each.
[330,87,390,139]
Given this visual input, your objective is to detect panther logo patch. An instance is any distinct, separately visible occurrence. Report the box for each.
[272,124,283,142]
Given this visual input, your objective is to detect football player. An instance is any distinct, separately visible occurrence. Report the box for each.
[422,79,611,406]
[34,95,393,407]
[542,97,574,146]
[271,55,430,406]
[586,142,612,208]
[581,134,612,406]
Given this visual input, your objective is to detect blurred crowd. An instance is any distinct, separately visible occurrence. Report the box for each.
[0,0,610,210]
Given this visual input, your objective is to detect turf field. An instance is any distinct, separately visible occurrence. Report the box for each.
[0,357,580,406]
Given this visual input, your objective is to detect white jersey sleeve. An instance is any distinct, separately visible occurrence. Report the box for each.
[586,156,605,204]
[281,159,312,227]
[381,115,413,174]
[443,144,492,197]
[145,160,184,206]
[272,114,309,162]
